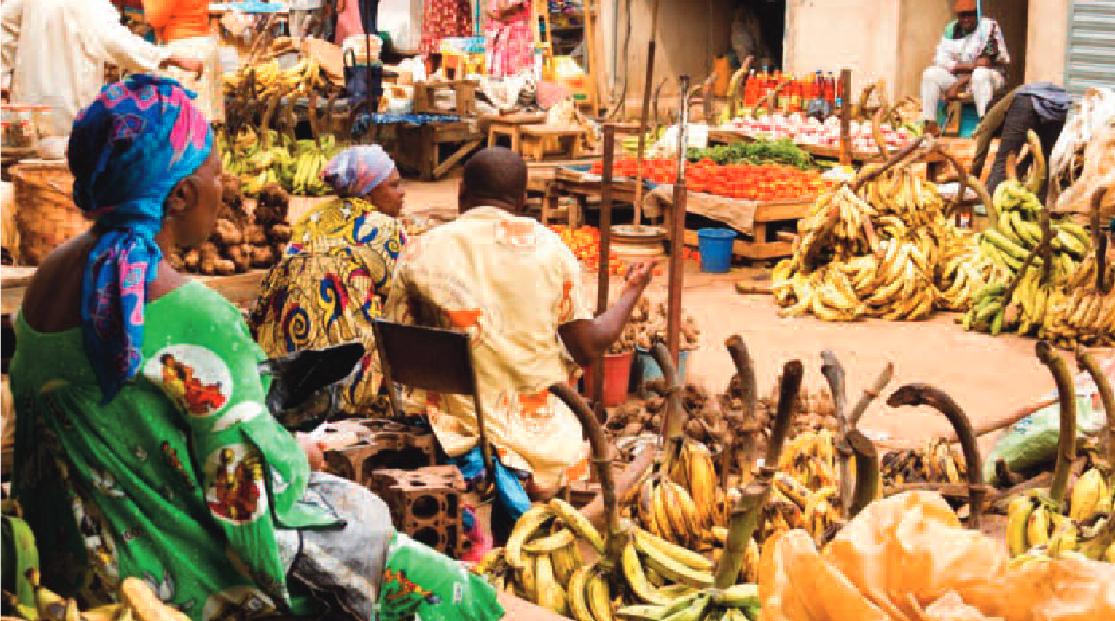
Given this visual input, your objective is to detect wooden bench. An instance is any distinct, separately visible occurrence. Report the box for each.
[484,112,547,152]
[519,125,587,161]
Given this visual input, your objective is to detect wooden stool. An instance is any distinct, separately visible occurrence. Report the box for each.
[520,125,585,162]
[485,113,545,151]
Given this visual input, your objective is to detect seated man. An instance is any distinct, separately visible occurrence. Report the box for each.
[385,147,655,539]
[921,0,1010,136]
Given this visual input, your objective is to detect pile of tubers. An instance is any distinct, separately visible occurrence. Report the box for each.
[609,296,701,354]
[168,176,292,275]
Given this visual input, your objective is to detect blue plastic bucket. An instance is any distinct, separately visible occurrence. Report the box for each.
[633,348,690,393]
[697,228,736,273]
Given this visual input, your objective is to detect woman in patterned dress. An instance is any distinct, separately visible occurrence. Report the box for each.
[484,0,534,78]
[251,145,408,416]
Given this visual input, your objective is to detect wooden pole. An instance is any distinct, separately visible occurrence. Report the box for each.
[666,75,690,366]
[839,68,853,166]
[592,125,617,417]
[631,0,661,229]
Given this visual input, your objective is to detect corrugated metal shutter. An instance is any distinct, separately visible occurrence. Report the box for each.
[1065,0,1115,96]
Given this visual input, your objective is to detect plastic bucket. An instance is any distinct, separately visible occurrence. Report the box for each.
[633,348,690,393]
[697,228,736,273]
[582,351,635,407]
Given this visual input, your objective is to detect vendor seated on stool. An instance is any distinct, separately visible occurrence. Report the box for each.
[921,0,1010,137]
[384,147,658,542]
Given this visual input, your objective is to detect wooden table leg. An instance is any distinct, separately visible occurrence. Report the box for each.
[510,127,520,154]
[542,182,558,225]
[433,139,482,179]
[488,125,498,148]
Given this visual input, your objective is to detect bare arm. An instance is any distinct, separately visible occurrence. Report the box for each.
[558,261,656,367]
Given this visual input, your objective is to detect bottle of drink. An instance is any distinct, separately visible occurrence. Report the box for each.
[744,69,757,106]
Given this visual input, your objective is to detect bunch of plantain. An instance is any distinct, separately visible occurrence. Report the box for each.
[220,128,342,197]
[773,164,975,322]
[1006,467,1115,563]
[11,571,189,621]
[475,498,763,620]
[633,442,725,548]
[880,438,967,487]
[222,58,327,100]
[764,430,848,544]
[1037,257,1115,347]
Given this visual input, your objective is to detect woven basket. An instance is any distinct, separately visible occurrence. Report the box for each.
[10,160,88,265]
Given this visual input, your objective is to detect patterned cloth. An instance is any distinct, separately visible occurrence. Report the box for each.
[933,17,1010,73]
[420,0,474,56]
[484,0,534,78]
[322,145,395,197]
[251,198,406,415]
[11,281,339,620]
[384,207,592,489]
[67,75,213,402]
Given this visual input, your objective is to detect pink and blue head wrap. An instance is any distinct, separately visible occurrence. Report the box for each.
[322,145,396,197]
[68,75,213,402]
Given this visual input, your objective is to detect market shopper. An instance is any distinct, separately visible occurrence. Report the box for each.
[10,76,501,621]
[0,0,203,136]
[971,82,1071,200]
[385,147,657,540]
[141,0,225,123]
[920,0,1010,136]
[252,145,408,416]
[485,0,534,77]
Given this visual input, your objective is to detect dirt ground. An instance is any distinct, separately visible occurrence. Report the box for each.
[401,177,1111,454]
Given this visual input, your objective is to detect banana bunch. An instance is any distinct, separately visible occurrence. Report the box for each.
[220,129,342,197]
[223,58,326,100]
[635,442,725,548]
[880,438,967,487]
[761,430,849,544]
[936,232,993,311]
[792,185,878,266]
[857,166,944,229]
[13,572,189,621]
[1006,468,1115,563]
[478,498,762,620]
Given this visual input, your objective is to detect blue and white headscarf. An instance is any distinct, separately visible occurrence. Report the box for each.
[68,75,214,402]
[321,145,395,197]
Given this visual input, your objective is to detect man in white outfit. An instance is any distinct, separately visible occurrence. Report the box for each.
[1,0,202,137]
[921,0,1010,136]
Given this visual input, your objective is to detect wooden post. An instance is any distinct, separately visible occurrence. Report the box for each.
[666,76,690,366]
[839,68,853,166]
[592,125,617,416]
[632,0,661,229]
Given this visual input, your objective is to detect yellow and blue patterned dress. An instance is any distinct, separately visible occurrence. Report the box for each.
[251,198,407,415]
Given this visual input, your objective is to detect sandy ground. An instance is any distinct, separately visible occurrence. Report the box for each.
[399,177,1110,453]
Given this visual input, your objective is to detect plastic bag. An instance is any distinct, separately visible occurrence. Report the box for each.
[983,356,1113,485]
[377,532,503,621]
[758,491,1115,621]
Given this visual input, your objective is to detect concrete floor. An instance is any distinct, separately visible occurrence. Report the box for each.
[399,177,1110,452]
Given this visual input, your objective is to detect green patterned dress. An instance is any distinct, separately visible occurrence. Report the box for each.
[10,281,340,620]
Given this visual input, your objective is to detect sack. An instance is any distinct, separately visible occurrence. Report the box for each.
[377,532,503,621]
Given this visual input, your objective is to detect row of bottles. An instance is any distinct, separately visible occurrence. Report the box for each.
[742,69,845,115]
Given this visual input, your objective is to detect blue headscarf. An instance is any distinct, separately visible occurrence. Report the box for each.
[322,145,395,197]
[68,75,214,402]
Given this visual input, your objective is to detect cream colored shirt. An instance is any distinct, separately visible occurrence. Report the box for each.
[385,206,593,488]
[1,0,171,136]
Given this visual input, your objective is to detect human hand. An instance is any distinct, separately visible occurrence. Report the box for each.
[165,56,204,80]
[623,260,658,293]
[944,82,964,101]
[296,433,326,471]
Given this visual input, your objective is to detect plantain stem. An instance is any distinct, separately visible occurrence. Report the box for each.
[820,350,852,515]
[766,360,804,467]
[849,362,894,428]
[650,342,686,474]
[847,430,879,518]
[713,481,769,589]
[725,336,758,485]
[1075,347,1115,467]
[1034,341,1076,509]
[1091,186,1109,294]
[886,383,986,528]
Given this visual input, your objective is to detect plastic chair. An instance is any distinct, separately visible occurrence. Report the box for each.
[372,319,495,478]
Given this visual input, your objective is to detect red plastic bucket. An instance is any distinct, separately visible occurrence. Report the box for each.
[582,350,635,407]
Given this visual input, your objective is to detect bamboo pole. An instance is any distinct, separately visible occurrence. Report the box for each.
[631,0,661,229]
[592,125,618,416]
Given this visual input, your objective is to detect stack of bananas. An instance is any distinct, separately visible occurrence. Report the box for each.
[634,442,725,548]
[476,498,762,621]
[1006,467,1115,564]
[11,572,189,621]
[773,166,975,322]
[219,128,342,197]
[765,430,847,543]
[1038,257,1115,347]
[962,180,1098,340]
[880,438,967,487]
[222,58,327,100]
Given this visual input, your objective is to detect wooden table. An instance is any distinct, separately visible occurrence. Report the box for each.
[680,198,811,260]
[383,120,484,181]
[520,125,587,161]
[542,167,640,227]
[482,112,547,151]
[707,128,890,163]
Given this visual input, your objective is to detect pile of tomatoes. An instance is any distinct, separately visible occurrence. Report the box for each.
[588,158,829,202]
[550,225,699,274]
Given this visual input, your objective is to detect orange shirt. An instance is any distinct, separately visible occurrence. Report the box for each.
[142,0,210,42]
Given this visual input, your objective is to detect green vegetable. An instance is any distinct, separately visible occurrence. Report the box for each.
[687,138,815,170]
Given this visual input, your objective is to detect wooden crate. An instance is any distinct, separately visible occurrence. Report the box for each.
[386,121,484,181]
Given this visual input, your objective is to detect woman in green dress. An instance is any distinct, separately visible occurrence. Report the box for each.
[11,76,501,621]
[251,145,407,416]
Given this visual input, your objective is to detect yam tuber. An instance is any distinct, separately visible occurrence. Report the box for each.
[183,249,201,271]
[212,259,236,276]
[214,219,243,246]
[267,223,292,244]
[227,245,252,273]
[251,245,277,268]
[244,224,267,245]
